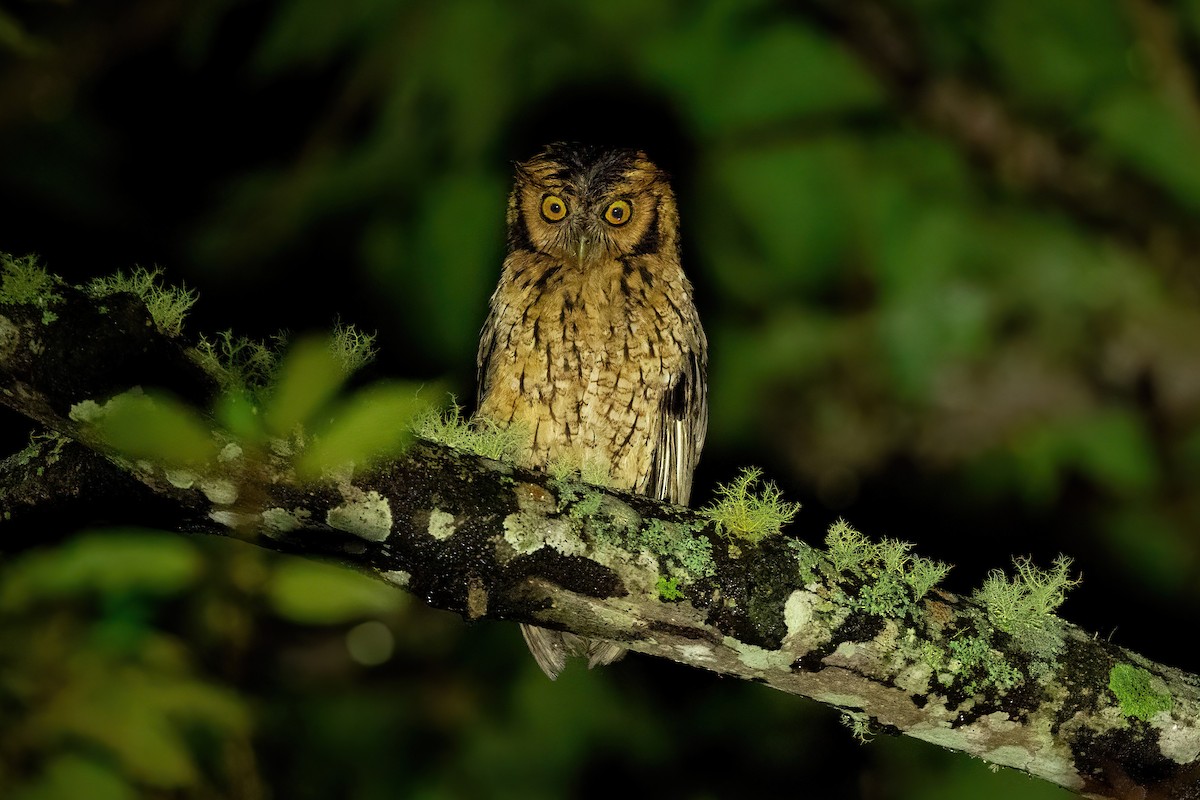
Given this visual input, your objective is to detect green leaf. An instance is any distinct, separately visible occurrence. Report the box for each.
[294,382,430,478]
[93,392,218,467]
[8,754,135,800]
[267,559,402,624]
[0,531,201,610]
[264,335,348,436]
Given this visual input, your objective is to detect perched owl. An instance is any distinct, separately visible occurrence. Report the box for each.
[476,142,708,679]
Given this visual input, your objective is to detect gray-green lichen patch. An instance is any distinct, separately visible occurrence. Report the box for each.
[428,509,458,540]
[201,478,238,505]
[68,398,107,424]
[165,468,196,489]
[782,589,835,656]
[219,442,243,462]
[501,511,583,557]
[262,506,311,534]
[675,642,717,664]
[380,570,411,588]
[1158,719,1200,764]
[327,488,393,542]
[725,636,792,672]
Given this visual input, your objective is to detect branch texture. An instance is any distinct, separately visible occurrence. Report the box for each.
[3,283,1200,799]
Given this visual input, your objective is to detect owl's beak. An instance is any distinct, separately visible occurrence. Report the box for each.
[577,236,589,265]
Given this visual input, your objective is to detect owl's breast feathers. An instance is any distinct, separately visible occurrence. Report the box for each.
[477,250,706,504]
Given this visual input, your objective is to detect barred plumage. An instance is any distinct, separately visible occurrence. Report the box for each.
[476,143,707,678]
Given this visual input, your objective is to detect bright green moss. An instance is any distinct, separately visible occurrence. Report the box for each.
[412,401,527,462]
[87,266,196,336]
[1109,663,1172,721]
[656,575,684,601]
[1,253,61,309]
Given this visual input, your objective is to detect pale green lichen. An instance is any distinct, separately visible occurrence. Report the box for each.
[974,555,1078,656]
[804,519,951,619]
[262,507,311,533]
[327,490,393,542]
[68,398,107,424]
[622,518,715,579]
[1109,663,1173,721]
[165,468,197,489]
[701,467,799,543]
[200,479,238,505]
[191,329,283,393]
[428,509,458,540]
[219,443,243,462]
[726,637,792,671]
[328,318,378,375]
[501,512,582,557]
[86,266,196,336]
[413,401,528,461]
[1,253,62,308]
[840,711,878,743]
[380,570,411,588]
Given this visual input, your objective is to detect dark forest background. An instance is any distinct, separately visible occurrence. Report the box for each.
[3,1,1200,797]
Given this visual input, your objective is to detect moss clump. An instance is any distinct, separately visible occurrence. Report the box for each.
[87,266,196,336]
[192,330,283,394]
[702,467,799,544]
[1109,663,1172,721]
[656,575,684,601]
[816,519,951,617]
[974,555,1078,656]
[1,253,62,309]
[413,401,527,462]
[328,318,378,374]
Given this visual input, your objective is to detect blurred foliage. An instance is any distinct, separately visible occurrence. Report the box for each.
[2,0,1200,797]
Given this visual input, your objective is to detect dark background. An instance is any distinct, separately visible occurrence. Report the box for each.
[3,1,1199,797]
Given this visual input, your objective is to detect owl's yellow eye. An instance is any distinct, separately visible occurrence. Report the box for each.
[541,194,568,222]
[603,199,632,226]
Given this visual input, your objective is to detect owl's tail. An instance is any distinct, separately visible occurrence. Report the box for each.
[520,623,626,680]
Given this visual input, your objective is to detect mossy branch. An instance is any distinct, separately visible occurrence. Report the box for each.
[3,257,1199,800]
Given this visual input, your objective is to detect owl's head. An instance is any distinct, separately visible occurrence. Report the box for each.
[506,143,679,266]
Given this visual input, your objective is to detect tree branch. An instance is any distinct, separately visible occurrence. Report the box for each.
[3,282,1200,799]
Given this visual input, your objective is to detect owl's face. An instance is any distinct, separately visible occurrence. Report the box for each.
[507,143,677,266]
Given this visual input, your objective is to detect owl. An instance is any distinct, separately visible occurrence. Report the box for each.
[476,142,708,679]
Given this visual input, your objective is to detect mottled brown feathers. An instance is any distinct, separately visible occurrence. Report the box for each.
[477,142,707,678]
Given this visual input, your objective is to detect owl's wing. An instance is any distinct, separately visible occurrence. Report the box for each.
[475,293,502,409]
[649,336,708,505]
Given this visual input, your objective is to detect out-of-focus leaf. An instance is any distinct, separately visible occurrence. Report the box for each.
[8,753,135,800]
[93,392,218,467]
[642,13,882,136]
[980,409,1158,503]
[1091,89,1200,213]
[264,335,347,436]
[28,658,250,790]
[0,531,201,610]
[212,388,263,440]
[267,559,402,624]
[702,141,857,299]
[294,381,430,478]
[982,0,1131,110]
